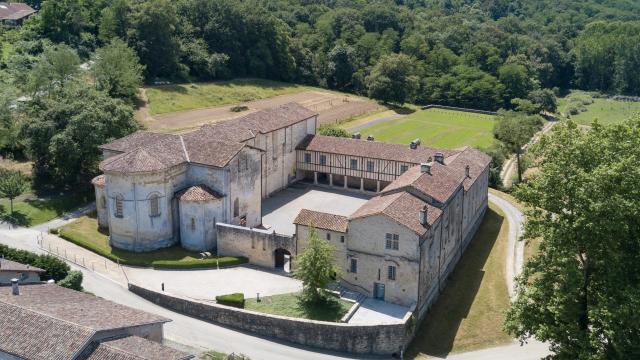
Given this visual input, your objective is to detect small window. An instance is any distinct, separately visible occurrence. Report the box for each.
[149,194,160,217]
[350,159,358,169]
[191,218,196,230]
[340,235,345,243]
[350,258,358,273]
[367,160,374,172]
[304,153,311,163]
[400,165,409,174]
[320,154,327,166]
[234,198,239,217]
[388,265,396,281]
[114,194,123,218]
[326,233,331,241]
[385,233,399,250]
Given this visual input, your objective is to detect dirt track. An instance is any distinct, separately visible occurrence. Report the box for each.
[138,90,381,133]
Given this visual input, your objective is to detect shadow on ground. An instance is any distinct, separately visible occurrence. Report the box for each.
[406,207,505,358]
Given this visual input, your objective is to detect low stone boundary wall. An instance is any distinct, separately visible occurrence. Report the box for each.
[216,223,296,269]
[129,283,413,355]
[422,104,498,116]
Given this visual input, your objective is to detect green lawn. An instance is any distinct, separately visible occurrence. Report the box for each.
[244,292,352,322]
[353,108,496,149]
[144,78,307,115]
[408,203,512,358]
[558,91,640,125]
[56,215,246,269]
[0,192,91,227]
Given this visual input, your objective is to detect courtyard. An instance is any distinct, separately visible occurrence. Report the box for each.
[261,183,370,235]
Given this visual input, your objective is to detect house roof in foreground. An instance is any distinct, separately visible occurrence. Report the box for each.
[0,3,36,21]
[81,336,193,360]
[294,209,349,233]
[0,259,45,273]
[99,103,317,174]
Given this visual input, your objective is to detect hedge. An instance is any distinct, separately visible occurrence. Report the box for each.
[58,270,83,291]
[0,244,69,281]
[216,293,245,308]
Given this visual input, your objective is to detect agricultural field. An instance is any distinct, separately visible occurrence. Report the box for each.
[347,108,496,149]
[558,91,640,125]
[140,79,380,132]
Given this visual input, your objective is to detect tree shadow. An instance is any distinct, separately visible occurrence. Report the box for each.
[386,103,416,115]
[406,208,505,358]
[297,294,348,322]
[0,210,30,227]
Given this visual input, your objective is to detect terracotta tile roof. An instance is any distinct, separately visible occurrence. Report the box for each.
[349,192,442,236]
[297,135,457,164]
[447,147,492,190]
[382,163,464,204]
[82,336,193,360]
[0,259,45,273]
[293,209,349,233]
[0,302,94,360]
[91,174,105,187]
[0,3,36,21]
[99,132,177,154]
[180,132,248,167]
[0,283,170,331]
[176,185,223,202]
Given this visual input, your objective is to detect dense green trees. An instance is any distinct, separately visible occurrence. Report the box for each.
[92,39,144,102]
[506,118,640,358]
[366,54,419,105]
[493,111,543,183]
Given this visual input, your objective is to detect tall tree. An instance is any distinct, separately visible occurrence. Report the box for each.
[505,118,640,359]
[366,53,419,105]
[27,44,81,96]
[493,110,542,183]
[92,39,144,102]
[295,227,339,304]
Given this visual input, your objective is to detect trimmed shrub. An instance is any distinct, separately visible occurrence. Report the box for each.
[216,293,245,308]
[58,270,83,291]
[0,244,70,281]
[230,105,249,112]
[318,125,351,138]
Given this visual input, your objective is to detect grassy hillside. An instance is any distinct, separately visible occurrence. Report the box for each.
[351,108,496,149]
[144,78,307,114]
[558,91,640,125]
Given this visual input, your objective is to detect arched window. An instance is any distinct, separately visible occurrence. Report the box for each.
[114,194,124,218]
[233,198,239,217]
[149,194,160,217]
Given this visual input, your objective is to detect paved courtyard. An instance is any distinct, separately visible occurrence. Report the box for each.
[348,298,410,325]
[262,184,370,235]
[124,265,302,301]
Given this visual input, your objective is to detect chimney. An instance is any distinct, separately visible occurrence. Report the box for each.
[420,163,431,174]
[434,152,444,164]
[465,165,470,178]
[367,135,374,141]
[419,205,428,226]
[11,278,19,296]
[409,138,421,149]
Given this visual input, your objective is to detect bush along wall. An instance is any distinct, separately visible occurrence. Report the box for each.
[216,293,245,308]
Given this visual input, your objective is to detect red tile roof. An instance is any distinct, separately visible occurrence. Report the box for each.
[349,192,442,236]
[0,3,35,21]
[293,209,349,233]
[176,185,223,202]
[297,135,457,164]
[82,336,193,360]
[381,162,464,204]
[0,259,45,273]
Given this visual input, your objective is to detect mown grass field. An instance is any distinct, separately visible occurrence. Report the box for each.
[352,108,496,149]
[244,292,352,322]
[0,191,90,227]
[408,203,512,357]
[558,92,640,126]
[56,215,246,269]
[144,78,307,114]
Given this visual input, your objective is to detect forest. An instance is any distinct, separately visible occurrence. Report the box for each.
[1,0,640,189]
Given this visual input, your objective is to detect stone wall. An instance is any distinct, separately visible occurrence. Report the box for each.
[129,283,413,355]
[216,223,296,269]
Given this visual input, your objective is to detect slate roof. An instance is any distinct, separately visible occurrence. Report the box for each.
[176,185,223,202]
[0,302,94,360]
[99,103,316,174]
[81,336,193,360]
[0,259,45,273]
[349,192,442,236]
[293,209,349,233]
[0,283,170,331]
[296,135,457,164]
[0,2,35,21]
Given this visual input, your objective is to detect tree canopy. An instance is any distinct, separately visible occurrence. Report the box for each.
[505,118,640,359]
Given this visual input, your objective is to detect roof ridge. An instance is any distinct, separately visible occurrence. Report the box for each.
[179,135,190,163]
[0,299,97,333]
[99,339,150,360]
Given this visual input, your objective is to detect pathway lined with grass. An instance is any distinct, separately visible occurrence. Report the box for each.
[353,108,496,149]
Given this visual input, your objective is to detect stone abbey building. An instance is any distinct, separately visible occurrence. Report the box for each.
[93,103,490,315]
